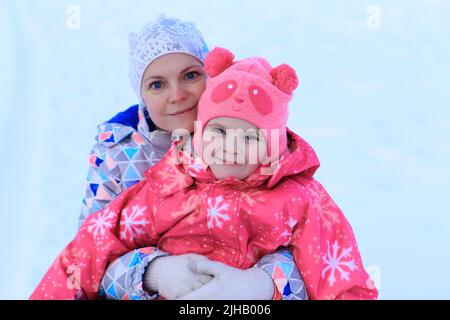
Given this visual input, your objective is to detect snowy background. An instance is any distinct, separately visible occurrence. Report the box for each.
[1,0,449,299]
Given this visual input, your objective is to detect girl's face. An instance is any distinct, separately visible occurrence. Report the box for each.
[140,53,206,133]
[201,117,267,180]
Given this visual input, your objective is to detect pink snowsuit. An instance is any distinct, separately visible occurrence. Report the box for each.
[31,130,377,300]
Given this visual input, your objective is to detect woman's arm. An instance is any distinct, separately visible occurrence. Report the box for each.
[255,248,308,300]
[78,143,122,227]
[99,247,169,300]
[80,134,168,300]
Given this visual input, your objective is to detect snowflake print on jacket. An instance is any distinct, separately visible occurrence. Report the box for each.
[120,204,149,243]
[207,196,231,229]
[322,241,357,287]
[87,208,116,239]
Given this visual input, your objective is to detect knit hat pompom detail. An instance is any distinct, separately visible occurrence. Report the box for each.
[204,47,235,77]
[270,64,299,94]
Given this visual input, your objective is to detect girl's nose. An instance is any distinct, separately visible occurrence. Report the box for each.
[234,97,245,104]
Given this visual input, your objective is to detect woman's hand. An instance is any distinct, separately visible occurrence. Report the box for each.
[144,253,213,299]
[177,260,274,300]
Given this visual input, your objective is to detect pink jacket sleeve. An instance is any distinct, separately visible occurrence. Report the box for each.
[30,180,156,300]
[290,177,378,300]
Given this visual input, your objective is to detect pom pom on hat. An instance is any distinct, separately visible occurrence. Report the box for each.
[204,47,235,77]
[270,64,299,94]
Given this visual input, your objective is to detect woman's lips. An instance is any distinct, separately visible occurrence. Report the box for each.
[168,105,196,116]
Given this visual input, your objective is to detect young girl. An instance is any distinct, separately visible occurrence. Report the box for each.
[78,15,304,300]
[31,47,378,300]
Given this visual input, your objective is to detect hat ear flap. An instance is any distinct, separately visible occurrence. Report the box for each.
[204,47,235,77]
[270,64,299,94]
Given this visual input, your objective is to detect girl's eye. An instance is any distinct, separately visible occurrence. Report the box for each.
[205,127,226,136]
[185,71,199,80]
[214,128,226,135]
[245,135,258,142]
[150,81,163,90]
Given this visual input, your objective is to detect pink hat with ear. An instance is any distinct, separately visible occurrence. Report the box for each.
[194,47,299,161]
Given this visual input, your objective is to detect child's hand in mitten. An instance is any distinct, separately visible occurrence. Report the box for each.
[143,253,213,299]
[177,260,274,300]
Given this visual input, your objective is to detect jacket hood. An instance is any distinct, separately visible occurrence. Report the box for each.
[264,128,320,188]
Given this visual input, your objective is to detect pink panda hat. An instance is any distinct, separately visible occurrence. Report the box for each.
[193,47,299,162]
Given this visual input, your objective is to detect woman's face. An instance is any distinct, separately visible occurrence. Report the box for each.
[140,53,206,133]
[201,117,267,180]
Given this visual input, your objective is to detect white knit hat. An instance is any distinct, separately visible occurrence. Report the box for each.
[128,15,210,102]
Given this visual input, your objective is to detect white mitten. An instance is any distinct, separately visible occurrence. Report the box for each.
[177,260,274,300]
[144,253,213,299]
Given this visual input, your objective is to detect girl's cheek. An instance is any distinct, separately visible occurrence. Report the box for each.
[243,142,260,165]
[201,138,215,159]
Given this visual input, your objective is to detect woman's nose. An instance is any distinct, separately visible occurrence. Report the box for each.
[169,84,188,103]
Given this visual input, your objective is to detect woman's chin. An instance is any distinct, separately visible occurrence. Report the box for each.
[165,116,196,133]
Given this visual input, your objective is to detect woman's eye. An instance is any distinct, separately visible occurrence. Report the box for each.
[185,71,199,80]
[150,81,163,90]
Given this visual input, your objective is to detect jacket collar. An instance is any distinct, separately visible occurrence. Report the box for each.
[137,104,172,151]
